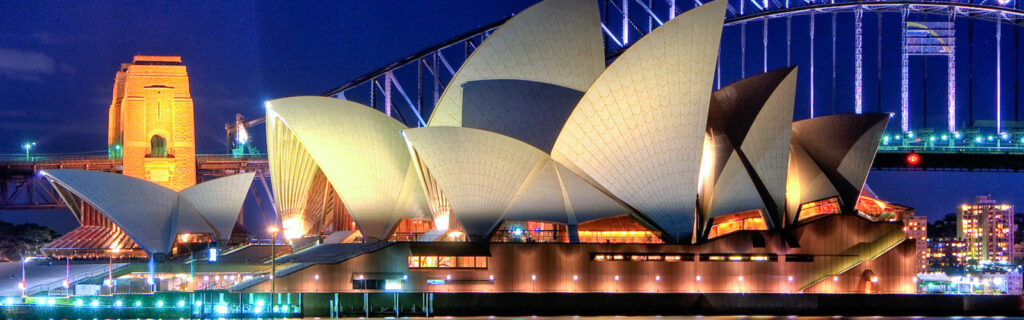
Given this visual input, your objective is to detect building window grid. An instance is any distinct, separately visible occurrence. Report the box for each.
[408,255,488,269]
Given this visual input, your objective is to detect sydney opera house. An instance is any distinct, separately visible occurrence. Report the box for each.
[40,0,915,294]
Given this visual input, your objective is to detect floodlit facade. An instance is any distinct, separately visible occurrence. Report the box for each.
[41,170,253,259]
[257,0,915,294]
[108,56,197,192]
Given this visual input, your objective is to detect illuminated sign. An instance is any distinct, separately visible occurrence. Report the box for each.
[426,279,446,285]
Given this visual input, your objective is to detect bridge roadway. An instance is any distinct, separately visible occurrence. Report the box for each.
[0,154,268,210]
[876,147,1024,172]
[4,146,1023,211]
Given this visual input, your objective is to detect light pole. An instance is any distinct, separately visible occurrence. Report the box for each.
[22,142,36,160]
[20,256,30,297]
[64,257,70,293]
[268,226,279,314]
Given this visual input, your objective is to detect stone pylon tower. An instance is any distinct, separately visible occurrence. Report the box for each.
[108,56,196,191]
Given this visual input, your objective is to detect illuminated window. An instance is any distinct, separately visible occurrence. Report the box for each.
[493,220,568,243]
[438,256,454,268]
[856,195,911,221]
[408,255,487,269]
[707,210,768,239]
[421,256,438,268]
[797,197,841,222]
[577,215,662,244]
[591,253,694,262]
[700,253,778,262]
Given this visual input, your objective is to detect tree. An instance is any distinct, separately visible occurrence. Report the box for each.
[1015,213,1023,244]
[928,213,957,239]
[0,221,60,262]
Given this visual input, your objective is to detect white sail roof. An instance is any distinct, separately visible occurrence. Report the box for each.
[180,172,256,243]
[428,0,604,129]
[403,127,550,239]
[550,0,727,243]
[42,170,253,256]
[266,96,429,241]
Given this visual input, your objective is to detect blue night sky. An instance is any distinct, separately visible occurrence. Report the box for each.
[0,0,1021,232]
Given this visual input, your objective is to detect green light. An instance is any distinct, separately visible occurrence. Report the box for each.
[114,300,122,307]
[134,301,141,307]
[90,300,98,307]
[114,145,121,150]
[156,300,164,307]
[74,300,82,306]
[177,300,185,308]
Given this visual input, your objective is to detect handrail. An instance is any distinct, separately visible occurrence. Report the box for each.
[230,241,393,291]
[26,263,128,296]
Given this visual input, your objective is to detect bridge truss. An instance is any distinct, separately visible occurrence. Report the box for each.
[321,0,1024,160]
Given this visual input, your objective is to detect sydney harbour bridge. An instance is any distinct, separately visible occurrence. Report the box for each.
[4,0,1024,211]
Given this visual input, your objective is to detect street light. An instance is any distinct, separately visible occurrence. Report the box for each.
[22,142,36,160]
[267,226,279,315]
[21,256,34,297]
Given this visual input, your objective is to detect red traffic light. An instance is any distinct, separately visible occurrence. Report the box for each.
[906,152,921,166]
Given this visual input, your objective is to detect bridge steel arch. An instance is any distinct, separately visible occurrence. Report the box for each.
[319,0,1024,169]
